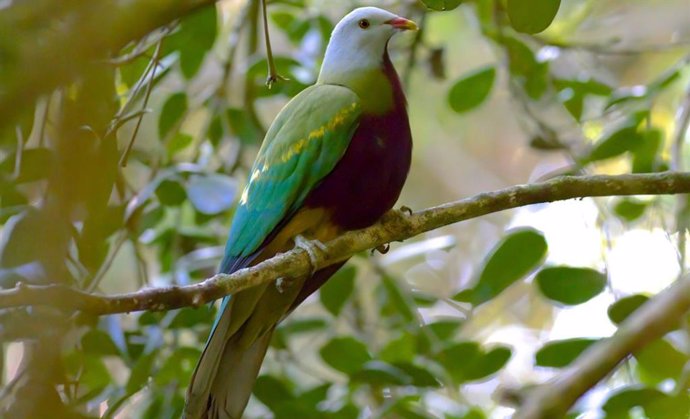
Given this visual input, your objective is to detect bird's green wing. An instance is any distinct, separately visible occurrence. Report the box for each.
[220,84,361,268]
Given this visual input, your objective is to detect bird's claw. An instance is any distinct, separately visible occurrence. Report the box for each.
[371,243,390,255]
[294,235,326,275]
[399,205,413,216]
[275,277,295,294]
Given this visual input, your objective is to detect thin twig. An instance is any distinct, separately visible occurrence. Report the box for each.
[119,39,164,167]
[673,81,690,269]
[3,172,690,314]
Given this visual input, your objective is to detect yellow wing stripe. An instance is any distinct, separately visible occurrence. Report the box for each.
[279,102,359,163]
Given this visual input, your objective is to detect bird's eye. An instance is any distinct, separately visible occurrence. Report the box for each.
[358,19,370,29]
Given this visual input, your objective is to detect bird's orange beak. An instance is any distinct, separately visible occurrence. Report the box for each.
[386,17,419,31]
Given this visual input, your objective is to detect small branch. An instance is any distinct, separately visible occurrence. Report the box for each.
[514,275,690,419]
[3,172,690,314]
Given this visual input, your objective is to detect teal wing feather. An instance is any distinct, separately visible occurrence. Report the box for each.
[221,84,362,268]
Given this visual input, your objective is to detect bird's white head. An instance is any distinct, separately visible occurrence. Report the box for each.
[318,7,417,86]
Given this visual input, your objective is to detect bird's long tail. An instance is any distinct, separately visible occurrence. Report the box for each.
[184,295,274,419]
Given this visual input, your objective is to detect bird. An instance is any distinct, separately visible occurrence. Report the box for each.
[184,7,417,419]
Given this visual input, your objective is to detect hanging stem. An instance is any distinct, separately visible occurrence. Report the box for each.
[260,0,288,88]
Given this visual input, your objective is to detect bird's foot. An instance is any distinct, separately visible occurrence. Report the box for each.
[371,243,390,255]
[399,205,413,216]
[275,277,296,294]
[294,235,327,275]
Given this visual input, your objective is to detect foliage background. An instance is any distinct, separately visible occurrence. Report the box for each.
[1,0,690,418]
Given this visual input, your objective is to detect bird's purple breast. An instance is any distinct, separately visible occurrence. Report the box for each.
[305,52,412,230]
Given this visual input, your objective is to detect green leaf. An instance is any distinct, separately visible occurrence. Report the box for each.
[614,198,647,222]
[534,266,606,305]
[320,336,372,375]
[448,66,496,113]
[351,360,412,386]
[380,274,416,322]
[166,6,218,79]
[603,386,666,417]
[81,329,120,356]
[158,92,188,139]
[80,355,112,391]
[632,128,663,173]
[155,179,186,206]
[607,294,649,325]
[253,375,294,412]
[226,108,263,144]
[586,125,644,162]
[426,319,463,341]
[168,307,214,328]
[500,36,550,99]
[155,347,201,385]
[420,0,464,11]
[455,228,547,305]
[393,362,441,387]
[462,346,512,381]
[380,332,417,363]
[535,338,597,367]
[186,174,238,215]
[319,265,356,316]
[635,338,688,383]
[437,342,511,383]
[0,147,54,183]
[167,132,193,156]
[507,0,561,34]
[278,317,328,335]
[126,351,156,394]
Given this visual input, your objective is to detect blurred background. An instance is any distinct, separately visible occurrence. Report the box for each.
[1,0,690,417]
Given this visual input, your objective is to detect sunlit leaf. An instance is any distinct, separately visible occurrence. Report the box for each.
[380,332,417,363]
[420,0,464,11]
[535,338,597,367]
[507,0,561,34]
[635,338,688,383]
[448,66,496,113]
[166,6,218,79]
[437,341,511,383]
[320,336,372,375]
[586,125,644,162]
[614,199,647,222]
[535,266,606,305]
[455,228,547,305]
[607,294,649,325]
[167,132,193,156]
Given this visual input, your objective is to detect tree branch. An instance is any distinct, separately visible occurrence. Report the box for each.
[2,172,690,314]
[514,275,690,419]
[0,0,218,130]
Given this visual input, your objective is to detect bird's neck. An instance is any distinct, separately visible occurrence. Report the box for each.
[318,49,404,115]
